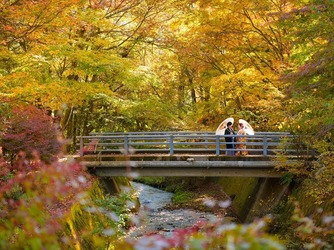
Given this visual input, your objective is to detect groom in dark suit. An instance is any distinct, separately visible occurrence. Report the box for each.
[224,122,236,155]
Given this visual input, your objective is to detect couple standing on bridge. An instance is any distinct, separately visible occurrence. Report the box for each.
[216,118,254,156]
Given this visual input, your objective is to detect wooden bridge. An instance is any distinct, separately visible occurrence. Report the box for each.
[78,131,314,178]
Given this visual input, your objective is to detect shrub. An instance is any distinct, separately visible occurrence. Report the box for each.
[0,152,92,249]
[1,105,62,163]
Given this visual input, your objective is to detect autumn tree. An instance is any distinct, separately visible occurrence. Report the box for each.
[0,147,95,249]
[1,0,192,147]
[1,105,61,163]
[146,0,292,130]
[277,0,334,207]
[279,0,334,149]
[266,1,334,247]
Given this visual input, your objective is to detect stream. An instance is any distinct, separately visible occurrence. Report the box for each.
[125,181,219,238]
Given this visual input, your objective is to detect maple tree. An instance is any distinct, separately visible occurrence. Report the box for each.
[279,0,334,148]
[266,1,334,247]
[0,148,94,249]
[1,0,325,137]
[1,105,61,163]
[273,0,334,198]
[144,0,292,131]
[0,0,192,140]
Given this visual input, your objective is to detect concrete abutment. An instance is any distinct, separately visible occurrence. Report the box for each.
[218,176,289,222]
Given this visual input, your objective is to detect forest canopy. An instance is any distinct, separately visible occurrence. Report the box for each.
[1,0,333,146]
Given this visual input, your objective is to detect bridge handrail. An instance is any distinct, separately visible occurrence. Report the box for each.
[88,131,291,136]
[77,131,311,158]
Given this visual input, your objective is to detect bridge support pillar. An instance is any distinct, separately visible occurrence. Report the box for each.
[218,176,289,222]
[100,177,121,194]
[244,178,289,222]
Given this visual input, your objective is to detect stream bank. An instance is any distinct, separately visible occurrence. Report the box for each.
[133,176,290,223]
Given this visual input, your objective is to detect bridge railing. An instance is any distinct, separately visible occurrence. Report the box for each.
[77,131,312,158]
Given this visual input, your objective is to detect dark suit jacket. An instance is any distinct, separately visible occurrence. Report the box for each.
[224,128,235,148]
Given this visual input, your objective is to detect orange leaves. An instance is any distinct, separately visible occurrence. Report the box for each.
[3,25,14,32]
[1,0,80,49]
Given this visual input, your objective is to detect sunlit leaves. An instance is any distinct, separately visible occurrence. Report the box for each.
[279,0,334,151]
[0,0,79,51]
[150,0,291,129]
[302,152,334,206]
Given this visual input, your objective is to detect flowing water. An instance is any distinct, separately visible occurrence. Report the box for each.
[126,181,218,238]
